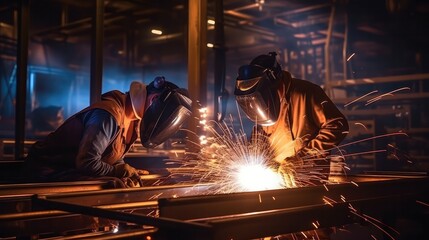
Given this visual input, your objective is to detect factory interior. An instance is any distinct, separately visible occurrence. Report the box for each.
[0,0,428,239]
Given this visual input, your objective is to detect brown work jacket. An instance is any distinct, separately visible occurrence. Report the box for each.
[260,71,349,163]
[25,91,139,179]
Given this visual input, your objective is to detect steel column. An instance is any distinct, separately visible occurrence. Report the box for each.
[15,0,29,160]
[90,0,104,104]
[187,0,207,152]
[324,4,335,97]
[214,0,227,122]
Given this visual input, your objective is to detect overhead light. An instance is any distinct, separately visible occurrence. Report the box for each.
[151,29,163,35]
[207,19,215,30]
[256,0,265,11]
[207,43,214,48]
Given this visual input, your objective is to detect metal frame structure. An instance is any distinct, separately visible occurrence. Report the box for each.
[0,183,212,238]
[1,173,427,239]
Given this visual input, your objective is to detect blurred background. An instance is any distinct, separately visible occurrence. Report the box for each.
[0,0,428,178]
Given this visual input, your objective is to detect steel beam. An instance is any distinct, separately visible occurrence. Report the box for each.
[1,175,427,239]
[207,195,420,240]
[158,174,428,239]
[0,183,212,238]
[43,183,212,206]
[159,175,429,220]
[0,180,109,196]
[32,195,212,239]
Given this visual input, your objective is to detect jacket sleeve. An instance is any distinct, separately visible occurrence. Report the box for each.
[75,109,119,176]
[298,86,349,158]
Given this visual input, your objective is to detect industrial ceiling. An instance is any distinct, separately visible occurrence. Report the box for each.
[1,0,428,79]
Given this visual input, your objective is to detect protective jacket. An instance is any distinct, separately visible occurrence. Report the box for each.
[259,71,348,163]
[25,91,139,180]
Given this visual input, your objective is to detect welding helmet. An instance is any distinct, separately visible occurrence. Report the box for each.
[234,52,282,126]
[140,82,192,148]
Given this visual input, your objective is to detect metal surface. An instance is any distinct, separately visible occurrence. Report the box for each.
[1,213,99,238]
[0,183,212,238]
[159,174,429,220]
[58,229,158,240]
[158,174,429,239]
[206,195,417,240]
[32,196,212,237]
[1,174,428,239]
[42,183,212,206]
[0,180,109,196]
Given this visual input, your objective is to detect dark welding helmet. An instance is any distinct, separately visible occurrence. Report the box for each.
[140,86,192,148]
[234,52,282,126]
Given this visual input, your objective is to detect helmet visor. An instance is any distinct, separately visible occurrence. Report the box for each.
[235,64,280,126]
[140,89,192,148]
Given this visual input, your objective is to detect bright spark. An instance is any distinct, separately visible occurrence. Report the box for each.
[163,89,413,238]
[171,114,294,194]
[365,87,410,106]
[234,161,284,191]
[347,52,355,61]
[416,200,429,207]
[354,122,368,130]
[344,90,378,107]
[160,83,416,238]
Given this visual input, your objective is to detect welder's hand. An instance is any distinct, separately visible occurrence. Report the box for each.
[137,169,150,175]
[277,155,303,188]
[284,155,303,165]
[114,163,139,178]
[123,177,142,188]
[277,159,297,188]
[113,163,148,187]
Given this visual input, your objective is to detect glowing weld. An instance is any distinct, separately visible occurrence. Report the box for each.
[235,162,284,191]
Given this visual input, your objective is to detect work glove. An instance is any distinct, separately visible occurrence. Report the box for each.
[113,163,149,188]
[277,156,301,188]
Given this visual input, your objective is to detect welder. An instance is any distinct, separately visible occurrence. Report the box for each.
[234,52,349,183]
[23,77,192,188]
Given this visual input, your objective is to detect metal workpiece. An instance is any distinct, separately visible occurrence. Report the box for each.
[159,174,429,220]
[1,213,100,238]
[0,180,109,196]
[0,180,113,217]
[32,195,212,239]
[40,183,212,206]
[0,183,211,239]
[204,195,416,240]
[157,174,429,239]
[56,229,159,240]
[206,202,353,240]
[0,179,193,215]
[0,174,428,239]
